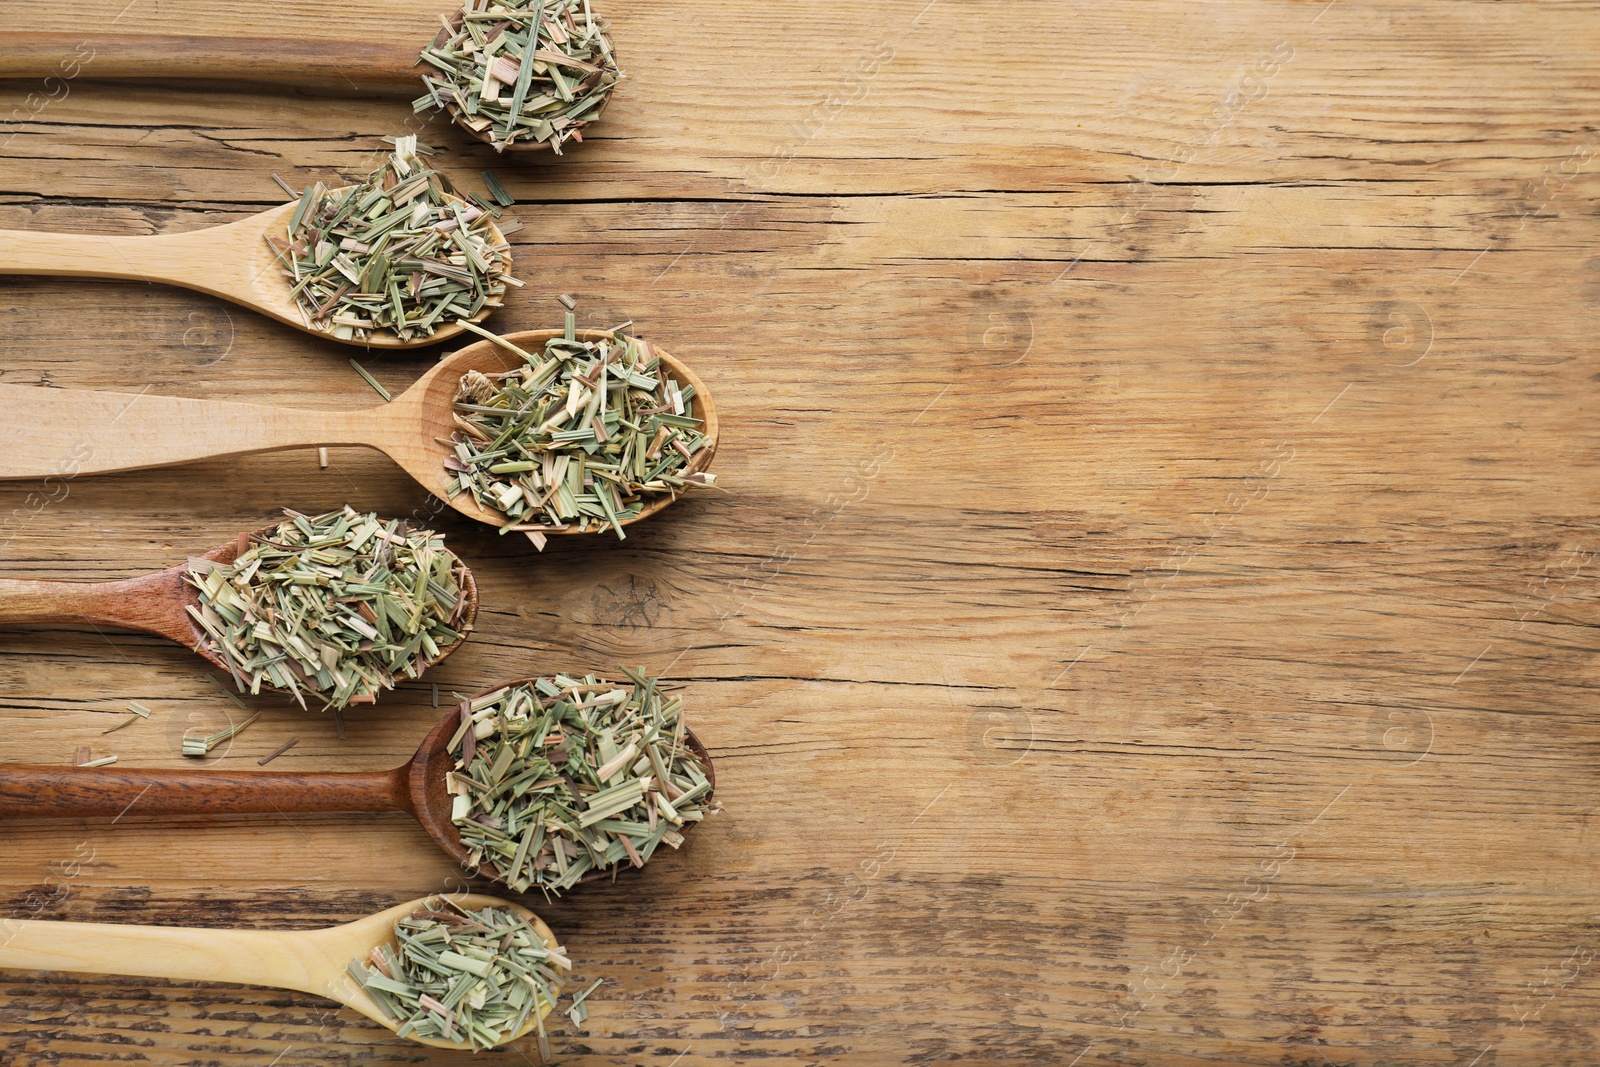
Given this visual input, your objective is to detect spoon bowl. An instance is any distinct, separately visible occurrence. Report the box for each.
[0,522,478,696]
[0,893,560,1051]
[424,11,619,154]
[407,678,717,882]
[0,190,510,349]
[0,682,714,890]
[391,329,720,530]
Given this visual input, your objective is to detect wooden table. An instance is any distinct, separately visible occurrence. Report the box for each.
[0,1,1597,1063]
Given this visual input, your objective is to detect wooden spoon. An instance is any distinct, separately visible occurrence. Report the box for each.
[0,685,715,888]
[0,329,718,534]
[0,893,559,1051]
[0,191,509,349]
[0,523,478,692]
[0,25,615,153]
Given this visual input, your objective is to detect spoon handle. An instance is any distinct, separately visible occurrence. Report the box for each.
[0,917,328,995]
[0,765,411,818]
[0,385,374,478]
[0,570,204,653]
[0,34,420,89]
[0,227,251,294]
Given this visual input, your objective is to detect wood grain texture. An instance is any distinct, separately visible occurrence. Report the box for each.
[0,0,1597,1064]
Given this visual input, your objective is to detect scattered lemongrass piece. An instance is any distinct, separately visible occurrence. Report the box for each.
[182,712,261,758]
[258,736,301,766]
[567,977,603,1027]
[350,359,393,402]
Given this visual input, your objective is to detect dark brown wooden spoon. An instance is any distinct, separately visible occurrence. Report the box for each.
[0,524,478,693]
[0,682,714,889]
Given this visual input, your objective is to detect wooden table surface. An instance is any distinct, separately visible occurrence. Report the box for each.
[1,1,1598,1063]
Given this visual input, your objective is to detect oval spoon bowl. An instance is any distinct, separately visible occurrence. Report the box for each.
[409,677,718,885]
[393,329,719,531]
[424,12,619,153]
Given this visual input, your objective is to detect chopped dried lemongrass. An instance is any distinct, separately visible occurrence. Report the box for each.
[183,507,472,712]
[566,977,602,1027]
[349,897,569,1052]
[445,312,717,539]
[350,359,393,402]
[103,701,152,734]
[447,669,716,896]
[79,755,118,769]
[417,0,623,154]
[181,711,261,758]
[481,169,516,207]
[258,736,301,766]
[266,136,517,344]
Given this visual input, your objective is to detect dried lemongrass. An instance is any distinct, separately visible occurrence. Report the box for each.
[416,0,623,154]
[183,507,472,712]
[445,315,716,540]
[266,136,518,344]
[102,701,151,735]
[447,669,716,897]
[349,896,569,1053]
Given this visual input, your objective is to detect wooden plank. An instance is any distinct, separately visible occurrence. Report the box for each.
[0,0,1599,1063]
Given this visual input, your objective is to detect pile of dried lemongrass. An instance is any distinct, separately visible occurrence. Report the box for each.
[417,0,622,153]
[267,137,518,343]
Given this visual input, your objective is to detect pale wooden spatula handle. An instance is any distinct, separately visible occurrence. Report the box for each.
[0,224,256,296]
[0,917,334,996]
[0,385,373,478]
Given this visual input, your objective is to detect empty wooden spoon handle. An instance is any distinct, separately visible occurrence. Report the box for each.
[0,34,423,89]
[0,917,319,993]
[0,385,372,478]
[0,220,278,304]
[0,572,184,632]
[0,765,410,818]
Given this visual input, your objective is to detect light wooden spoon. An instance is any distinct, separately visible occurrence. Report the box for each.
[0,523,478,693]
[0,329,718,534]
[0,687,716,888]
[0,190,509,349]
[0,893,560,1051]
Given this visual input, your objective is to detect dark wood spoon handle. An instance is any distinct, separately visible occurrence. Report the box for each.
[0,765,411,818]
[0,572,189,637]
[0,34,421,89]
